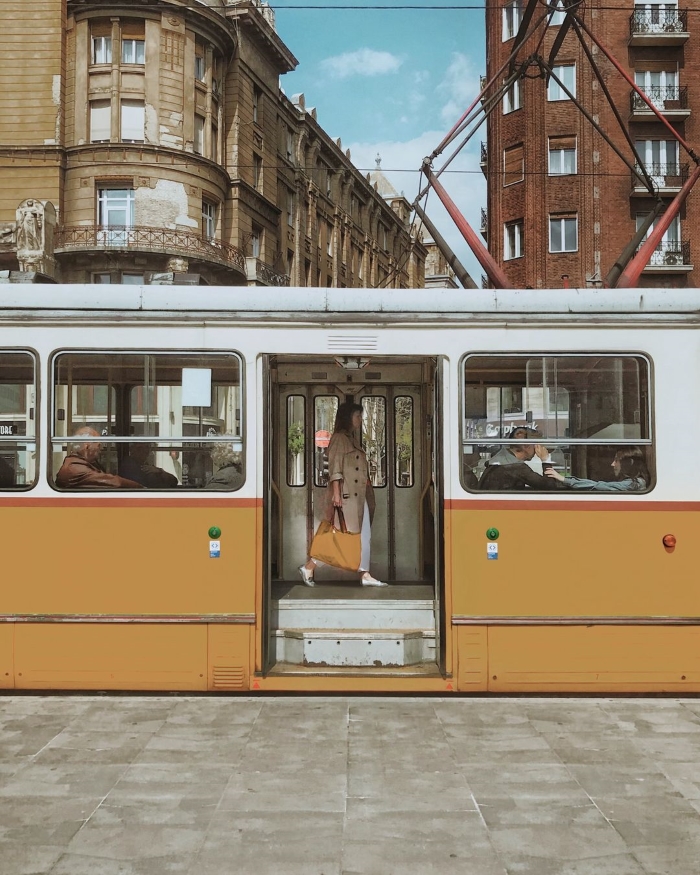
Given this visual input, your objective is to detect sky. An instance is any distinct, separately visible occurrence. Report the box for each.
[272,0,487,283]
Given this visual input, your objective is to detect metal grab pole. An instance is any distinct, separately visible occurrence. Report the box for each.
[615,165,700,288]
[422,163,513,290]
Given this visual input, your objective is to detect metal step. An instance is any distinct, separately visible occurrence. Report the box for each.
[273,628,436,667]
[273,597,435,631]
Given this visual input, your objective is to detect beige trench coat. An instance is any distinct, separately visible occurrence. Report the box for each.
[324,430,375,533]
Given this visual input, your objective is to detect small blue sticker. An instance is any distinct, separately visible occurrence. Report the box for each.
[487,542,498,560]
[209,540,221,558]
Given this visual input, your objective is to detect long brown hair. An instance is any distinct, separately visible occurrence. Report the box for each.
[334,401,362,434]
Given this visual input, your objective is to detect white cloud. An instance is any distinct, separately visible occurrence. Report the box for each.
[438,52,482,125]
[347,132,486,285]
[319,48,403,80]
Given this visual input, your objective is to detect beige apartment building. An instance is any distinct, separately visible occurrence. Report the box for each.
[0,0,425,287]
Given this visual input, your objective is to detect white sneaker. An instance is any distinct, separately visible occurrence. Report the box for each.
[298,565,315,586]
[361,575,387,587]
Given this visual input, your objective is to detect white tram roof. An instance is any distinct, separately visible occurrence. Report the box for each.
[0,285,699,319]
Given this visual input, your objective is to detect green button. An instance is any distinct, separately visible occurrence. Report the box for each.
[486,527,499,540]
[208,526,221,539]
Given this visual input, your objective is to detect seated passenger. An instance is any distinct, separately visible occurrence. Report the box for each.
[0,455,14,488]
[56,427,142,489]
[478,434,561,491]
[119,443,178,488]
[206,442,243,490]
[545,446,649,492]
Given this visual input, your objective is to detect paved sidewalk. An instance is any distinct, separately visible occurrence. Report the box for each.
[1,695,700,874]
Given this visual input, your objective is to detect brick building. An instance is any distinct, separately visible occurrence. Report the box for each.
[483,0,696,288]
[0,0,425,288]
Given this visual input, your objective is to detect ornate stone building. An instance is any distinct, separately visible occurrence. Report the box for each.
[0,0,425,287]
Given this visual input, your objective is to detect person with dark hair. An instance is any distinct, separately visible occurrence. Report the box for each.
[477,428,561,491]
[298,401,384,586]
[119,442,178,488]
[545,446,650,492]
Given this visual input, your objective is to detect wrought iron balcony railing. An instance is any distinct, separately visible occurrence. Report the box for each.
[480,208,487,233]
[637,239,691,268]
[632,162,689,190]
[480,141,488,165]
[630,85,689,114]
[245,256,290,286]
[630,7,688,36]
[55,225,247,273]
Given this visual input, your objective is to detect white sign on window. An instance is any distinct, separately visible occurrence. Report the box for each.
[182,368,212,407]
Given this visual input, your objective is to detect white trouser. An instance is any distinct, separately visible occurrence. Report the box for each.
[358,500,371,573]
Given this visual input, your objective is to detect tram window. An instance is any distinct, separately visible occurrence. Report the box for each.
[0,352,37,489]
[287,395,305,487]
[313,396,338,487]
[394,396,414,488]
[51,351,243,490]
[462,354,653,493]
[362,396,387,488]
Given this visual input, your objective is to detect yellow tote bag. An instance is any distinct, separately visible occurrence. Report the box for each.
[309,508,361,572]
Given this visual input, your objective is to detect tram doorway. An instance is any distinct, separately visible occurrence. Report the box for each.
[263,355,444,675]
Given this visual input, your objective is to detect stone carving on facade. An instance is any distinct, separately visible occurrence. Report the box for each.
[15,199,57,278]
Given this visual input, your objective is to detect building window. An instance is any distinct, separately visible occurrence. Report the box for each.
[636,213,682,265]
[326,222,334,256]
[504,221,523,260]
[287,190,295,227]
[502,0,522,40]
[194,115,204,155]
[250,226,262,258]
[503,143,524,186]
[92,273,112,284]
[635,139,679,179]
[121,274,144,285]
[548,137,577,175]
[97,187,135,246]
[121,39,145,65]
[548,64,576,101]
[202,201,216,240]
[253,153,262,190]
[92,36,112,65]
[195,55,205,82]
[89,100,111,143]
[634,69,679,110]
[286,128,294,162]
[379,225,388,251]
[549,0,566,26]
[211,126,218,163]
[503,79,521,114]
[120,100,144,143]
[253,85,262,124]
[549,215,578,252]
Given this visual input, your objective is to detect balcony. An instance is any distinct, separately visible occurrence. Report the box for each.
[629,8,689,47]
[631,163,689,196]
[245,257,290,286]
[630,86,690,120]
[480,208,488,239]
[480,141,487,175]
[639,240,692,272]
[55,226,247,276]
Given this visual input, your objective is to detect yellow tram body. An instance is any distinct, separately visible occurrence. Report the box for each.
[0,285,698,694]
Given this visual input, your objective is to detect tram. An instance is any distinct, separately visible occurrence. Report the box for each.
[0,284,698,693]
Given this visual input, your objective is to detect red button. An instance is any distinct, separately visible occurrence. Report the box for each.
[662,534,677,548]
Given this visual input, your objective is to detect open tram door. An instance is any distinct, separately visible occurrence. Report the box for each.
[261,354,446,679]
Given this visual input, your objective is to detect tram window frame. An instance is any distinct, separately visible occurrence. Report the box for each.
[362,395,387,489]
[394,395,414,489]
[460,352,654,495]
[0,350,38,491]
[50,350,244,492]
[286,395,305,488]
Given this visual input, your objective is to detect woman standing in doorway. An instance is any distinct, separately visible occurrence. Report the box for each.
[298,401,385,587]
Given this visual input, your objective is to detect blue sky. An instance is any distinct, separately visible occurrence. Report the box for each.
[273,0,487,282]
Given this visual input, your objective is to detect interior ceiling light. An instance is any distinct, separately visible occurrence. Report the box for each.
[334,357,371,370]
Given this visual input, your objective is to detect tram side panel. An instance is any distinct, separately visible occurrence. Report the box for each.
[5,502,257,690]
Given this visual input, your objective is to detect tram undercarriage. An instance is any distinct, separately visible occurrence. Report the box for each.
[263,355,446,677]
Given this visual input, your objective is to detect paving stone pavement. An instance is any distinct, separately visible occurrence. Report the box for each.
[1,695,700,874]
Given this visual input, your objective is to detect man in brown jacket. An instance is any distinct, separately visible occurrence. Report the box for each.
[56,427,142,489]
